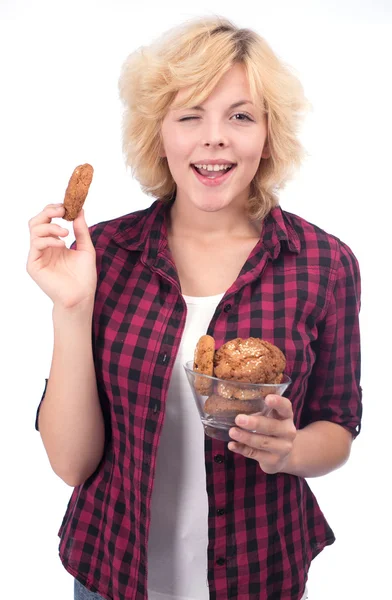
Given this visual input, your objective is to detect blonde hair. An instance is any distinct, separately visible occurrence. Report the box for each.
[118,15,312,220]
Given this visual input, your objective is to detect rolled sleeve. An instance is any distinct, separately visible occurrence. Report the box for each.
[35,378,48,432]
[300,241,362,438]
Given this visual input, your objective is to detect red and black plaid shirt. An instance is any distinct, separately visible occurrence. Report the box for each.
[36,198,362,600]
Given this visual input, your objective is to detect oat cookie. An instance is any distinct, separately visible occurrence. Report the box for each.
[217,373,283,401]
[204,393,256,416]
[193,335,215,395]
[214,337,285,384]
[63,163,94,221]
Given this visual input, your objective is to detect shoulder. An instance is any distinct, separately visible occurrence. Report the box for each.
[87,200,159,252]
[281,209,360,275]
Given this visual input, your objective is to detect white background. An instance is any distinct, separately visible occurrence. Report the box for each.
[1,1,391,599]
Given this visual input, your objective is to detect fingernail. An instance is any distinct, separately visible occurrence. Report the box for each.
[236,415,248,426]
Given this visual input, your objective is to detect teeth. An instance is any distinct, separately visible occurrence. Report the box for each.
[193,164,233,171]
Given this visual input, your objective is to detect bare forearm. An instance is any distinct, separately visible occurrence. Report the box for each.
[280,421,353,478]
[38,302,105,486]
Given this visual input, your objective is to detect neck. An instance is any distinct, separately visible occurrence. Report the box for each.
[167,195,262,241]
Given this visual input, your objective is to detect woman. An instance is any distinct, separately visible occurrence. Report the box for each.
[27,15,362,600]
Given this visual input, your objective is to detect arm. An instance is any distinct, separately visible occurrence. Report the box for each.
[38,301,105,487]
[279,420,353,478]
[229,240,362,477]
[229,400,353,477]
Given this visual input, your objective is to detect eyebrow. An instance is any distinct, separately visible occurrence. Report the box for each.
[174,100,254,112]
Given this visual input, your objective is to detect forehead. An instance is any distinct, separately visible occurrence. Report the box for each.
[171,63,253,110]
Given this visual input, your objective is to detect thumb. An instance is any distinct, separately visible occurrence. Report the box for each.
[265,395,293,420]
[72,209,94,252]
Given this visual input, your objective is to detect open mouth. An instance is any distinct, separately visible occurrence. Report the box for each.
[190,164,237,186]
[191,164,235,177]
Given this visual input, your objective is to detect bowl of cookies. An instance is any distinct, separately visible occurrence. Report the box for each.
[184,336,292,441]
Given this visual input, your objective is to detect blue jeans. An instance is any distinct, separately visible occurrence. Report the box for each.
[74,579,104,599]
[74,578,309,599]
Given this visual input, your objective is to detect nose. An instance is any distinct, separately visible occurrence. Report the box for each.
[202,120,228,148]
[204,140,225,148]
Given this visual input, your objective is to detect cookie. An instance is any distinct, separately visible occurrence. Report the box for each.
[63,163,94,221]
[217,382,262,401]
[217,373,283,401]
[204,394,256,416]
[214,338,285,384]
[193,335,215,395]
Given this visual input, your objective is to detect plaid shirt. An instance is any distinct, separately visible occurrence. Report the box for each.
[36,198,362,600]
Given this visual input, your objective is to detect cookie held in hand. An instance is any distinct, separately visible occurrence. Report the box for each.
[63,163,94,221]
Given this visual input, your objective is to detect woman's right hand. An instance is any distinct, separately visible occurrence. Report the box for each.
[27,203,97,309]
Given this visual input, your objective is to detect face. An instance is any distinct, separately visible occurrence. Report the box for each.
[160,63,270,214]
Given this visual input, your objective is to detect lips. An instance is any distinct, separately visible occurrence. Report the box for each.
[192,164,235,176]
[191,163,237,187]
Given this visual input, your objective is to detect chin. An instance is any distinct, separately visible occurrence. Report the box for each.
[195,202,228,213]
[191,194,236,213]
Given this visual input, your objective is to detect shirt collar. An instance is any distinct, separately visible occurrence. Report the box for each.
[261,204,301,257]
[112,198,301,261]
[112,199,170,263]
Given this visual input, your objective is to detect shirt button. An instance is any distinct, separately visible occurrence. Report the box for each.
[216,557,226,566]
[214,454,224,464]
[160,352,169,364]
[223,304,232,313]
[216,508,225,516]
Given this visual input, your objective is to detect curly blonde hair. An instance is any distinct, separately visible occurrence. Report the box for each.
[118,15,312,220]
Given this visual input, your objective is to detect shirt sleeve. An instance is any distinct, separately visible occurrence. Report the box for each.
[300,240,362,438]
[35,378,48,431]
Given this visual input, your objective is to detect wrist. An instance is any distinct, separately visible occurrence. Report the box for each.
[52,299,94,323]
[276,436,299,476]
[275,422,352,478]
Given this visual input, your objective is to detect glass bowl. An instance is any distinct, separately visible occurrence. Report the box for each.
[183,360,292,441]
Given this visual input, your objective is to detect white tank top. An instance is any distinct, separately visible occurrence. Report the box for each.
[147,292,224,600]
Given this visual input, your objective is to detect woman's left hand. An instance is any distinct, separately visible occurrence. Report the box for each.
[228,395,297,474]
